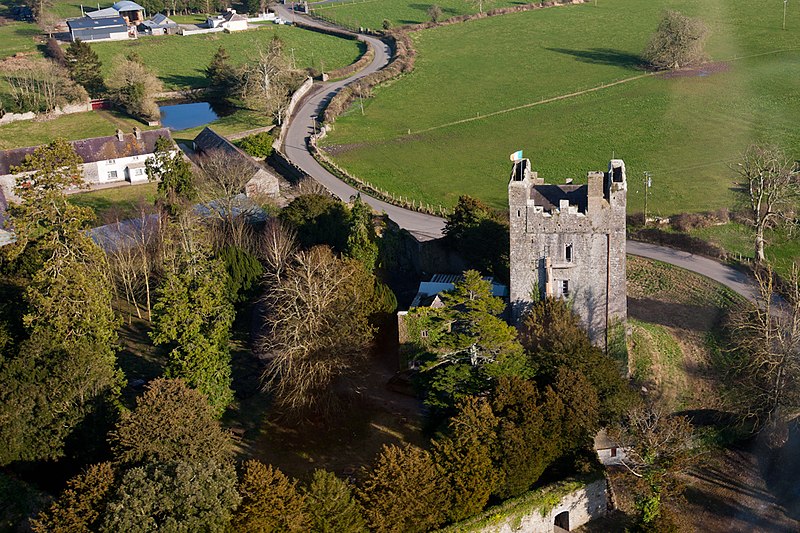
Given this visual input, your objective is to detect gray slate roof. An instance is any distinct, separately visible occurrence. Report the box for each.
[192,127,277,192]
[531,184,589,212]
[142,12,177,27]
[0,128,173,176]
[68,15,126,29]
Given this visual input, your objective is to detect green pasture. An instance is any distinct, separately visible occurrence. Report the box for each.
[0,22,41,58]
[90,25,366,89]
[0,110,155,150]
[693,222,800,275]
[321,0,800,214]
[311,0,523,30]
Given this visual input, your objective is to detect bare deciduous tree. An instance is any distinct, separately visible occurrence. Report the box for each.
[260,246,376,414]
[196,148,259,250]
[257,219,296,283]
[643,10,708,70]
[735,145,800,264]
[728,267,800,447]
[608,403,695,526]
[239,39,301,125]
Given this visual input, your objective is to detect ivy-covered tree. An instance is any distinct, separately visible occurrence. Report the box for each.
[112,378,234,465]
[279,194,351,252]
[345,195,379,271]
[358,444,450,533]
[444,195,509,281]
[218,245,264,303]
[150,237,235,417]
[145,136,195,217]
[304,470,368,533]
[233,460,309,532]
[64,39,105,96]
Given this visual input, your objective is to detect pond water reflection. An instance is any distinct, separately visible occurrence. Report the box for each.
[159,101,230,130]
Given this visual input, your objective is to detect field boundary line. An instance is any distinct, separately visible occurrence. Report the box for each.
[409,46,800,137]
[410,72,655,135]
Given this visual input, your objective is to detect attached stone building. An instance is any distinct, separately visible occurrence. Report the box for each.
[508,158,627,347]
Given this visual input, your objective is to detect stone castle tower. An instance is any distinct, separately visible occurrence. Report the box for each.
[508,158,627,347]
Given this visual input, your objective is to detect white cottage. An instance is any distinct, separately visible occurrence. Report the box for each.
[0,128,175,203]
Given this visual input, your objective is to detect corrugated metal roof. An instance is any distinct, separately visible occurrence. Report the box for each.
[86,7,119,19]
[112,0,145,11]
[67,15,126,29]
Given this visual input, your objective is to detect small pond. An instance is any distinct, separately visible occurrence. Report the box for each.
[159,101,231,131]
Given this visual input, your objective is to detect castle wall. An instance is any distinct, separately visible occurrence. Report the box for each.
[509,160,626,348]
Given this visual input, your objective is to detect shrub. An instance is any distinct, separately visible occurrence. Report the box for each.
[236,131,274,158]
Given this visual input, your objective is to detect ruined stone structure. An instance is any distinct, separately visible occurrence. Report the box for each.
[509,158,627,347]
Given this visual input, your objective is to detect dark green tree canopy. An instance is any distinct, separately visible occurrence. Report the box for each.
[444,195,509,281]
[111,378,234,465]
[233,460,309,532]
[279,194,351,252]
[146,137,195,217]
[304,469,368,533]
[64,39,105,96]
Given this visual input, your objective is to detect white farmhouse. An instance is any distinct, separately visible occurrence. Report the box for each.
[206,9,248,31]
[0,128,175,203]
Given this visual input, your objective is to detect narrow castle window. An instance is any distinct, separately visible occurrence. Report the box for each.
[561,280,570,297]
[517,209,521,217]
[565,244,573,262]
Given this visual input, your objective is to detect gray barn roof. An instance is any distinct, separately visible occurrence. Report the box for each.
[86,7,119,18]
[0,128,173,176]
[68,15,126,29]
[112,0,145,11]
[141,13,177,27]
[192,127,277,190]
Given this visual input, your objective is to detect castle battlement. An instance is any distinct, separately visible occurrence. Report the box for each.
[509,158,627,348]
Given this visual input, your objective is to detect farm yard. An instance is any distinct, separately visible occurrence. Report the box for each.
[320,0,800,217]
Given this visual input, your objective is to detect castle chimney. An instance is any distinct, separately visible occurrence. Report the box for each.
[133,127,142,140]
[115,129,124,141]
[587,171,604,211]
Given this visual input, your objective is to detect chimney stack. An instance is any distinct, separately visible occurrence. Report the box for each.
[133,127,141,140]
[115,129,124,141]
[587,171,604,211]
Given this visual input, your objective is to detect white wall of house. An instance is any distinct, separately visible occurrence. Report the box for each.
[93,153,153,184]
[223,19,248,31]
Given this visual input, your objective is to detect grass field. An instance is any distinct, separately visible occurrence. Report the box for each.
[692,222,800,275]
[0,109,155,149]
[311,0,523,30]
[0,22,42,58]
[90,25,366,90]
[321,0,800,214]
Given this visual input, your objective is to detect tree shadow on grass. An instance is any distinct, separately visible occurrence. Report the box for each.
[160,72,207,91]
[545,47,645,70]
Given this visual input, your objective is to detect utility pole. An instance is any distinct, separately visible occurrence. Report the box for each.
[784,0,789,30]
[643,171,652,223]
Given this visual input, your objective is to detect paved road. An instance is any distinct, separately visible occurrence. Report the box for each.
[275,6,760,301]
[275,4,446,241]
[626,241,759,302]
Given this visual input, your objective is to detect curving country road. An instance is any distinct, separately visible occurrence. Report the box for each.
[275,4,446,241]
[275,5,759,302]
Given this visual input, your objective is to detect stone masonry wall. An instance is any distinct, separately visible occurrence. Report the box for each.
[509,159,626,348]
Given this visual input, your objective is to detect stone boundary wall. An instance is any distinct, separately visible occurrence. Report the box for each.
[274,76,314,149]
[327,41,375,80]
[267,148,308,183]
[439,477,608,533]
[0,100,92,126]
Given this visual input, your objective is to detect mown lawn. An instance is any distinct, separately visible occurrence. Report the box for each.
[68,182,158,222]
[90,24,366,90]
[321,0,800,214]
[692,222,800,276]
[0,109,155,150]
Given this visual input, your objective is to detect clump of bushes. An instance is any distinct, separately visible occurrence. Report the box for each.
[236,132,274,158]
